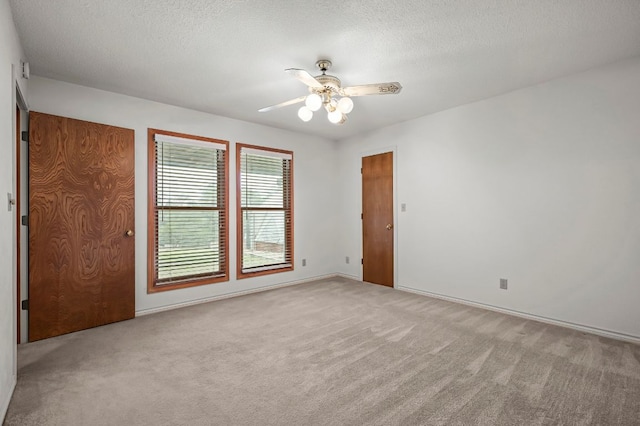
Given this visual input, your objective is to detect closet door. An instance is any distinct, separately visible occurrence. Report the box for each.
[29,112,135,341]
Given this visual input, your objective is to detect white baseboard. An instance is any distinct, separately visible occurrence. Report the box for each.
[136,274,340,317]
[335,273,360,282]
[1,377,16,424]
[134,274,640,345]
[398,285,640,345]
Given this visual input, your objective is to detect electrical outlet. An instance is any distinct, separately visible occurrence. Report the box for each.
[302,259,307,267]
[345,256,350,264]
[500,278,508,290]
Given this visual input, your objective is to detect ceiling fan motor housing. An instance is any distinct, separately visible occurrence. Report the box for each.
[314,74,341,92]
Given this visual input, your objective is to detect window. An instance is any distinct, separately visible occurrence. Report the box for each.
[237,144,293,278]
[148,129,228,292]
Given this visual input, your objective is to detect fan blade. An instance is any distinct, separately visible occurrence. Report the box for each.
[258,96,306,112]
[341,82,402,97]
[285,68,324,89]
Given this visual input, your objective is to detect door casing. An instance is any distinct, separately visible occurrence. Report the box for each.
[15,80,29,344]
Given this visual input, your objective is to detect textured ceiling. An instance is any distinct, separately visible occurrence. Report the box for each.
[9,0,640,141]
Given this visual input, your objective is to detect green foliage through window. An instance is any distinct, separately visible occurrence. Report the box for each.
[153,133,227,286]
[239,146,293,275]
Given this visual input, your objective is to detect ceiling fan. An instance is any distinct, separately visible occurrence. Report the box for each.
[259,60,402,125]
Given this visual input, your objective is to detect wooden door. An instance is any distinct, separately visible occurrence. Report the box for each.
[29,112,135,341]
[362,152,394,287]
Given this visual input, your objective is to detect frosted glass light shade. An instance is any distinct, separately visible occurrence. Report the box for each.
[327,109,343,124]
[305,93,322,111]
[298,106,313,122]
[337,97,354,114]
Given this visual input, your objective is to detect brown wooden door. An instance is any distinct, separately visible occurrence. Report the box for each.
[362,152,394,287]
[29,112,135,341]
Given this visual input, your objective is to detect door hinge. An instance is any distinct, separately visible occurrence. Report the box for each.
[21,215,28,226]
[21,131,28,142]
[21,299,28,310]
[361,258,363,265]
[360,167,362,174]
[361,213,363,219]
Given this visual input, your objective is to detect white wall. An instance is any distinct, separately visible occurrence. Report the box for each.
[336,56,640,340]
[7,23,640,424]
[27,76,339,314]
[0,0,27,420]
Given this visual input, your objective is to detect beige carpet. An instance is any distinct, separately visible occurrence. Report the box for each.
[5,277,640,425]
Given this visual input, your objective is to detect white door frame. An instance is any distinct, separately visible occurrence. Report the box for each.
[14,72,29,345]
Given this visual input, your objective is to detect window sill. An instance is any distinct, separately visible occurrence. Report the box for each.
[237,265,293,280]
[147,275,228,293]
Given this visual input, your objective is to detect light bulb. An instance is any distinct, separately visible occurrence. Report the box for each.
[305,93,322,112]
[337,97,354,114]
[328,109,343,124]
[298,106,313,122]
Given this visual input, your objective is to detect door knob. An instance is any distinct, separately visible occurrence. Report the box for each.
[386,224,393,230]
[125,230,134,237]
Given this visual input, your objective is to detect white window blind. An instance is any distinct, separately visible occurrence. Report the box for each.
[238,145,293,275]
[152,133,227,286]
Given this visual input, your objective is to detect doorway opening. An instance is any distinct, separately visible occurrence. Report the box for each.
[15,85,28,344]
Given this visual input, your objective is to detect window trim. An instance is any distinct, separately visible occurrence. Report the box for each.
[147,128,229,293]
[236,143,294,279]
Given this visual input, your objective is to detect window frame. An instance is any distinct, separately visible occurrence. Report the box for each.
[236,143,294,279]
[147,128,229,293]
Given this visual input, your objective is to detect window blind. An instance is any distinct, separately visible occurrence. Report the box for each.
[153,133,227,286]
[238,145,293,275]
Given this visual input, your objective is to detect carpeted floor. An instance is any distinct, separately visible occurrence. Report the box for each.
[5,277,640,425]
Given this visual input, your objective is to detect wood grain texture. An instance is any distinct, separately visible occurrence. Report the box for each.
[362,152,394,287]
[29,112,135,341]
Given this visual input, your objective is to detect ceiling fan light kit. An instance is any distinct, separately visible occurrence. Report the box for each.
[259,60,402,126]
[297,106,313,122]
[305,93,322,111]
